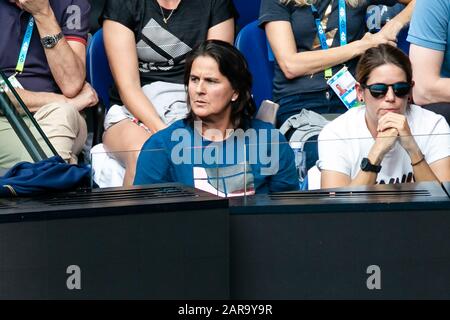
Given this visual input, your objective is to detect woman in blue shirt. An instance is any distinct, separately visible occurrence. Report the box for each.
[134,40,299,196]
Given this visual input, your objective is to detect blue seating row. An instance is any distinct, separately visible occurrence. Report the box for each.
[86,4,410,121]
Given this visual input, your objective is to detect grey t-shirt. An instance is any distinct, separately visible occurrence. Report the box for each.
[259,0,397,102]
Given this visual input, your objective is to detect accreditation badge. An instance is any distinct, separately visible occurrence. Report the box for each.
[0,74,24,93]
[8,74,24,90]
[327,66,362,109]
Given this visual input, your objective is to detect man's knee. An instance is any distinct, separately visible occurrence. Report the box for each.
[34,103,87,163]
[35,103,83,135]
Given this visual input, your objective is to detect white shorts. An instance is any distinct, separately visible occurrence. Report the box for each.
[93,81,188,188]
[103,81,188,131]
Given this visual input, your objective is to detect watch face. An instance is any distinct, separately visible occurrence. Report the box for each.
[360,157,381,173]
[43,37,54,47]
[42,35,59,48]
[361,158,369,170]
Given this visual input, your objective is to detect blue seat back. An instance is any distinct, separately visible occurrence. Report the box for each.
[365,4,410,54]
[86,28,113,109]
[233,0,261,29]
[397,27,410,55]
[235,20,274,108]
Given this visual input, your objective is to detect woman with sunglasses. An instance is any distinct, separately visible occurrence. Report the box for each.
[259,0,415,128]
[318,44,450,188]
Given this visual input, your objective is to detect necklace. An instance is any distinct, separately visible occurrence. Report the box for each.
[158,1,180,24]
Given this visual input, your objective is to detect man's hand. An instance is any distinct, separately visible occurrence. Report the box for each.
[67,82,99,112]
[14,0,52,17]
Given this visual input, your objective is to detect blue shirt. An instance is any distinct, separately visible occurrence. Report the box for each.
[134,119,299,196]
[407,0,450,77]
[0,0,90,93]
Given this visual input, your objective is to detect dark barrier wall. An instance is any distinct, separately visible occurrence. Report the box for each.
[0,185,229,299]
[0,182,449,299]
[230,182,450,299]
[231,210,450,299]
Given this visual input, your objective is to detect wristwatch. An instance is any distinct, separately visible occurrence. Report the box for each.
[41,32,64,49]
[360,157,382,173]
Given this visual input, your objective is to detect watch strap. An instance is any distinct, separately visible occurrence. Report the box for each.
[41,32,63,48]
[361,157,382,173]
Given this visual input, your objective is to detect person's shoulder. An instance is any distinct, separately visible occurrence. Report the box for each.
[415,0,450,12]
[259,0,294,24]
[142,120,189,150]
[410,104,441,118]
[157,119,189,138]
[409,0,450,26]
[50,0,89,11]
[49,0,90,28]
[409,104,448,126]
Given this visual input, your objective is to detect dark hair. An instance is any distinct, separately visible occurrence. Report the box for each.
[356,44,413,85]
[184,39,256,130]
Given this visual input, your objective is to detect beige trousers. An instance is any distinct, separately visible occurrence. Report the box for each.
[0,102,87,169]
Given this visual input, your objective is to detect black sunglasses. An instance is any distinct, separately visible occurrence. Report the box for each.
[361,82,412,99]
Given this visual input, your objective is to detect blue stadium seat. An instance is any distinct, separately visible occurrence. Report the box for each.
[86,28,113,144]
[397,27,410,55]
[235,20,274,109]
[233,0,261,29]
[86,28,113,109]
[365,4,410,54]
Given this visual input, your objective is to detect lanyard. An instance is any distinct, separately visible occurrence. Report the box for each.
[311,0,347,79]
[15,16,35,74]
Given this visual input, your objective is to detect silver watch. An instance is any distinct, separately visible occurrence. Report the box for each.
[40,32,63,49]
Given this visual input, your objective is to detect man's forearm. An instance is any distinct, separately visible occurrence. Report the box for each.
[33,7,85,97]
[13,88,67,112]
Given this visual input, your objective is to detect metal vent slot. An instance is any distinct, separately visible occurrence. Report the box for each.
[270,189,431,200]
[38,186,197,206]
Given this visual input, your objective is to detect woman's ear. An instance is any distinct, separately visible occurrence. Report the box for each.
[355,82,364,102]
[231,92,239,102]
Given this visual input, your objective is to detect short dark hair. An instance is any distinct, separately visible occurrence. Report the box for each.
[356,44,413,85]
[184,40,256,130]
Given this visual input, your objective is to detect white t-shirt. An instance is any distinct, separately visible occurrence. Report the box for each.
[317,105,450,184]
